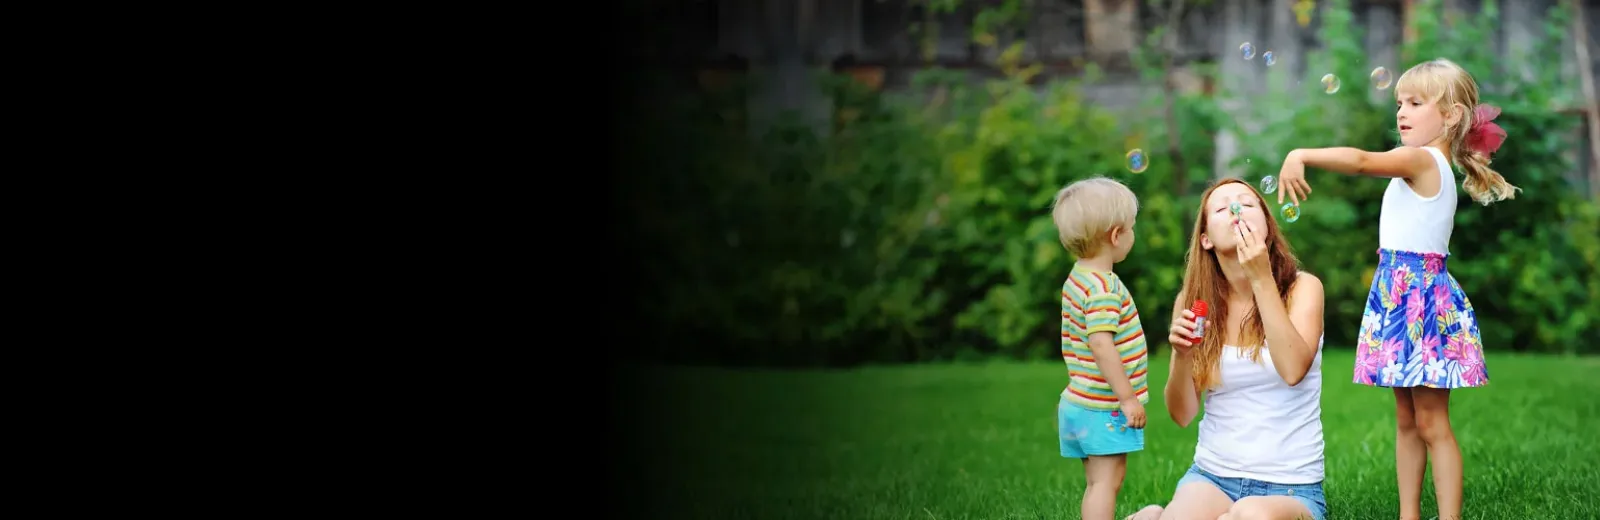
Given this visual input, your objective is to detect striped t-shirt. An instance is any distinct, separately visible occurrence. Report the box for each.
[1060,265,1150,410]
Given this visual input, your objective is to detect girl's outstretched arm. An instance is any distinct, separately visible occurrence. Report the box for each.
[1291,146,1435,179]
[1276,146,1437,204]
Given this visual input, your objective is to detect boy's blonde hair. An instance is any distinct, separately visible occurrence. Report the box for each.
[1394,58,1520,205]
[1050,176,1139,258]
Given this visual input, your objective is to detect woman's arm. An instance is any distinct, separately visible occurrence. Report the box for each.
[1290,146,1436,180]
[1163,293,1202,428]
[1250,272,1325,386]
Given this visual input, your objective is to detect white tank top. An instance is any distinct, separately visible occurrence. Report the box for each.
[1377,146,1457,255]
[1193,336,1325,485]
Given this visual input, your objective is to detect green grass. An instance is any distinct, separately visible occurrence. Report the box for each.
[613,349,1600,519]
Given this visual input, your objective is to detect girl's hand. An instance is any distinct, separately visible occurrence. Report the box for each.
[1168,309,1199,353]
[1277,151,1312,205]
[1233,217,1273,282]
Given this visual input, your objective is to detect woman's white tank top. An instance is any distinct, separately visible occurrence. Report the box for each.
[1377,146,1457,255]
[1193,336,1325,485]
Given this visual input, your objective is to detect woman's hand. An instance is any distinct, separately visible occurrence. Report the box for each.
[1233,217,1273,282]
[1168,309,1199,354]
[1277,150,1312,205]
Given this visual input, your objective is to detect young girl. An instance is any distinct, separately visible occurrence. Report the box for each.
[1272,58,1516,520]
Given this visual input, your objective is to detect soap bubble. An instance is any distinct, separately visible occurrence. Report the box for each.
[1281,202,1302,223]
[1321,74,1341,94]
[1126,149,1148,173]
[1264,51,1276,66]
[1370,67,1393,90]
[1240,42,1255,60]
[1229,202,1242,216]
[1261,176,1278,194]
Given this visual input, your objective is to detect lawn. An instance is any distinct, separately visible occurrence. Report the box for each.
[611,349,1600,519]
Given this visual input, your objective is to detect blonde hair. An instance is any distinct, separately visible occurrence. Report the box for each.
[1394,58,1520,205]
[1050,176,1138,258]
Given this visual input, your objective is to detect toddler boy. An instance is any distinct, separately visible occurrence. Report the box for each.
[1049,177,1151,520]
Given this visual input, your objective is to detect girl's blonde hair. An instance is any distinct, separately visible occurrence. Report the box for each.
[1178,178,1304,393]
[1394,58,1520,205]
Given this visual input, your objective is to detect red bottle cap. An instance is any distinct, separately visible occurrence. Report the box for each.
[1190,300,1208,318]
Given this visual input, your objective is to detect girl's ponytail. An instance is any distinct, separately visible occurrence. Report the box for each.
[1455,103,1520,206]
[1459,149,1518,205]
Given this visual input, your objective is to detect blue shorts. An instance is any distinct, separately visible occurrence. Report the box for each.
[1176,465,1328,520]
[1056,397,1143,458]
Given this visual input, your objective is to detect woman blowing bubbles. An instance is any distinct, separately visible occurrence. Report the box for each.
[1129,178,1330,520]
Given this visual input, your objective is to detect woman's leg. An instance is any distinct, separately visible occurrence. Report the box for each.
[1412,387,1462,520]
[1394,387,1427,520]
[1124,504,1165,520]
[1157,482,1233,520]
[1222,497,1316,520]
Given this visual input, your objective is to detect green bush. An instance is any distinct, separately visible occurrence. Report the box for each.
[618,0,1599,366]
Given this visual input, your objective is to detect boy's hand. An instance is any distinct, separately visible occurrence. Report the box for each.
[1120,398,1146,429]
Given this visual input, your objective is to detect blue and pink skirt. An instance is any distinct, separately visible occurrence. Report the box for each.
[1353,248,1489,389]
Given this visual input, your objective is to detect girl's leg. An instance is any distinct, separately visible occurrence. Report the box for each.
[1393,388,1427,520]
[1412,387,1462,520]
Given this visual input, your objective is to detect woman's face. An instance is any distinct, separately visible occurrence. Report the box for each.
[1201,183,1271,253]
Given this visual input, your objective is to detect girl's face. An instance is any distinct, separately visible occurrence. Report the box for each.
[1201,183,1270,253]
[1395,89,1453,147]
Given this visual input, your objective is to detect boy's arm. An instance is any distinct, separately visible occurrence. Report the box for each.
[1290,146,1436,180]
[1081,286,1138,404]
[1087,331,1139,404]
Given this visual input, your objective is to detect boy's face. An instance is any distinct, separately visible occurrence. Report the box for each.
[1109,220,1136,263]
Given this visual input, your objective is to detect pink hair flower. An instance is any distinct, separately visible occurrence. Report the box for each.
[1465,104,1506,156]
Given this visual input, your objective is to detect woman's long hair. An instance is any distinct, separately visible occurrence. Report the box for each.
[1181,178,1304,393]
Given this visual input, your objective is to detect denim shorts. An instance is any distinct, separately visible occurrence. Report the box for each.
[1177,464,1327,520]
[1057,397,1144,458]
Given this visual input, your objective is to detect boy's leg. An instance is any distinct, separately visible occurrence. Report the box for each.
[1412,387,1461,520]
[1070,403,1143,520]
[1083,454,1127,520]
[1393,387,1426,520]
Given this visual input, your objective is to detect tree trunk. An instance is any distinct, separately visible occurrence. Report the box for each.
[1571,0,1600,199]
[1161,0,1190,195]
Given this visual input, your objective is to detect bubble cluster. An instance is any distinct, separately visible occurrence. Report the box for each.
[1370,67,1393,90]
[1321,73,1341,94]
[1281,202,1302,223]
[1240,42,1255,60]
[1264,51,1276,67]
[1261,176,1278,194]
[1126,148,1148,173]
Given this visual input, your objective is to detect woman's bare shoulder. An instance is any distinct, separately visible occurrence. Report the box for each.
[1288,272,1326,304]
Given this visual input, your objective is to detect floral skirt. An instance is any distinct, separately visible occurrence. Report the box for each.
[1353,248,1488,388]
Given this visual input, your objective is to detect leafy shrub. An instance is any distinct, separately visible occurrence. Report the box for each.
[617,0,1599,366]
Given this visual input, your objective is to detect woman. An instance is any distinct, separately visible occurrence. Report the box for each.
[1130,178,1329,520]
